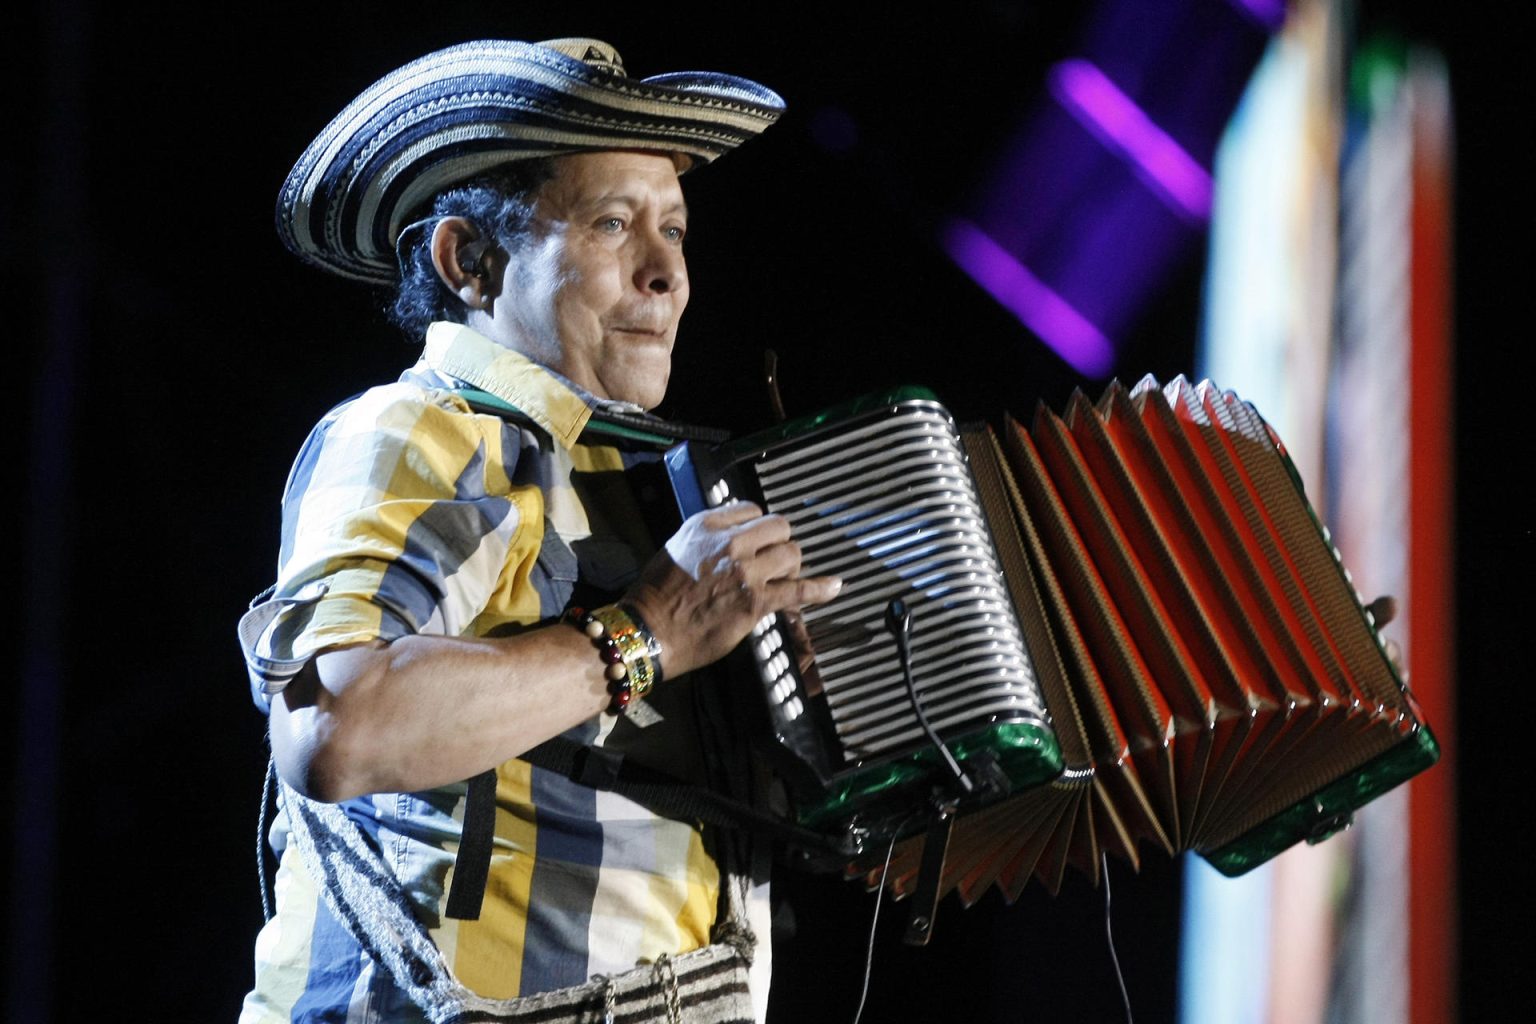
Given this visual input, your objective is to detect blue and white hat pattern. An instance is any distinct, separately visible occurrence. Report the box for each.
[276,38,785,284]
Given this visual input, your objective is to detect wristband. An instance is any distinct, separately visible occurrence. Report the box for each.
[566,603,664,713]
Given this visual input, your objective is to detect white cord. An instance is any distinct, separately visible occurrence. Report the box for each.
[851,830,902,1024]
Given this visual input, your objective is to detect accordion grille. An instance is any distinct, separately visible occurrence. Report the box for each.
[750,403,1049,764]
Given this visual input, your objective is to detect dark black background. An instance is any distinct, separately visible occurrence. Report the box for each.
[6,2,1525,1021]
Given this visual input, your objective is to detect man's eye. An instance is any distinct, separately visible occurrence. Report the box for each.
[664,225,686,243]
[598,216,626,233]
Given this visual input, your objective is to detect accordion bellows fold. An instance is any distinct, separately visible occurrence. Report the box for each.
[666,376,1438,908]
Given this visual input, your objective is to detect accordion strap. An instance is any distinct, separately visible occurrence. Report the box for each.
[453,387,732,447]
[443,769,498,920]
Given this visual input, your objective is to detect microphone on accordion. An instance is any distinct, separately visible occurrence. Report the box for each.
[662,375,1439,945]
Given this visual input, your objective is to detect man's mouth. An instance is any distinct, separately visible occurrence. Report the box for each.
[610,323,670,339]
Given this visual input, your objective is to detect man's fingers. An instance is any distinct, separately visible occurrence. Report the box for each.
[724,510,792,552]
[764,574,843,610]
[803,575,843,605]
[734,536,802,586]
[668,502,775,579]
[1366,594,1398,627]
[1384,637,1406,676]
[700,499,767,529]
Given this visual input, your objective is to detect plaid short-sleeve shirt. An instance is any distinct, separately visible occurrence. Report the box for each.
[240,323,723,1023]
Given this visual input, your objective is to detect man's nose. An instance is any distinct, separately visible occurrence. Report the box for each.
[635,233,686,295]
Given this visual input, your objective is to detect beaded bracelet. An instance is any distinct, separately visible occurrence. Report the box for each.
[566,603,664,713]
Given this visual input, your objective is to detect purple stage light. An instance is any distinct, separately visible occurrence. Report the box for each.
[940,217,1117,377]
[932,0,1272,377]
[1049,58,1215,223]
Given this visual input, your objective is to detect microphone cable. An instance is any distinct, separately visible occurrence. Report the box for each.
[850,826,901,1024]
[1102,851,1135,1023]
[886,597,971,794]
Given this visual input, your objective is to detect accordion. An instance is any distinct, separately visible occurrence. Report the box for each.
[664,377,1438,937]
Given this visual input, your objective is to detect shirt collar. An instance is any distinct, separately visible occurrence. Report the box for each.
[421,322,593,449]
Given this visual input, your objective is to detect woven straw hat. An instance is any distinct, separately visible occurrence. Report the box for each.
[276,37,785,284]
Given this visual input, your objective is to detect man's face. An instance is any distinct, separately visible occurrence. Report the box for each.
[486,150,690,409]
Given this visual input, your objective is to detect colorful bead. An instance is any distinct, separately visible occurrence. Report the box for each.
[566,603,662,715]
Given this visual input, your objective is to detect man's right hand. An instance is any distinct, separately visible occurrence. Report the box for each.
[624,500,842,679]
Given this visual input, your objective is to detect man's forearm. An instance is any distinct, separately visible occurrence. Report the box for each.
[269,503,841,804]
[269,626,612,802]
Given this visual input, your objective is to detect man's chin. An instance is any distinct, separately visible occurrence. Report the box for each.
[603,358,670,410]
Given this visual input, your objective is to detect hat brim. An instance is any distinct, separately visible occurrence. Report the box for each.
[276,39,785,284]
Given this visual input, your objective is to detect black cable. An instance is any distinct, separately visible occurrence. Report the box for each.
[1102,851,1135,1024]
[886,598,971,793]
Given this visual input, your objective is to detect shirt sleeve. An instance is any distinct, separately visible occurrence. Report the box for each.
[265,383,544,665]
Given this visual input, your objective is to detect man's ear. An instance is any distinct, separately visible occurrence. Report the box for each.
[429,217,497,310]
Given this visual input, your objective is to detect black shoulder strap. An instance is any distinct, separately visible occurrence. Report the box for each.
[443,769,500,920]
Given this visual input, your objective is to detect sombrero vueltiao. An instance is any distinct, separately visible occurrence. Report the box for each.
[276,37,786,284]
